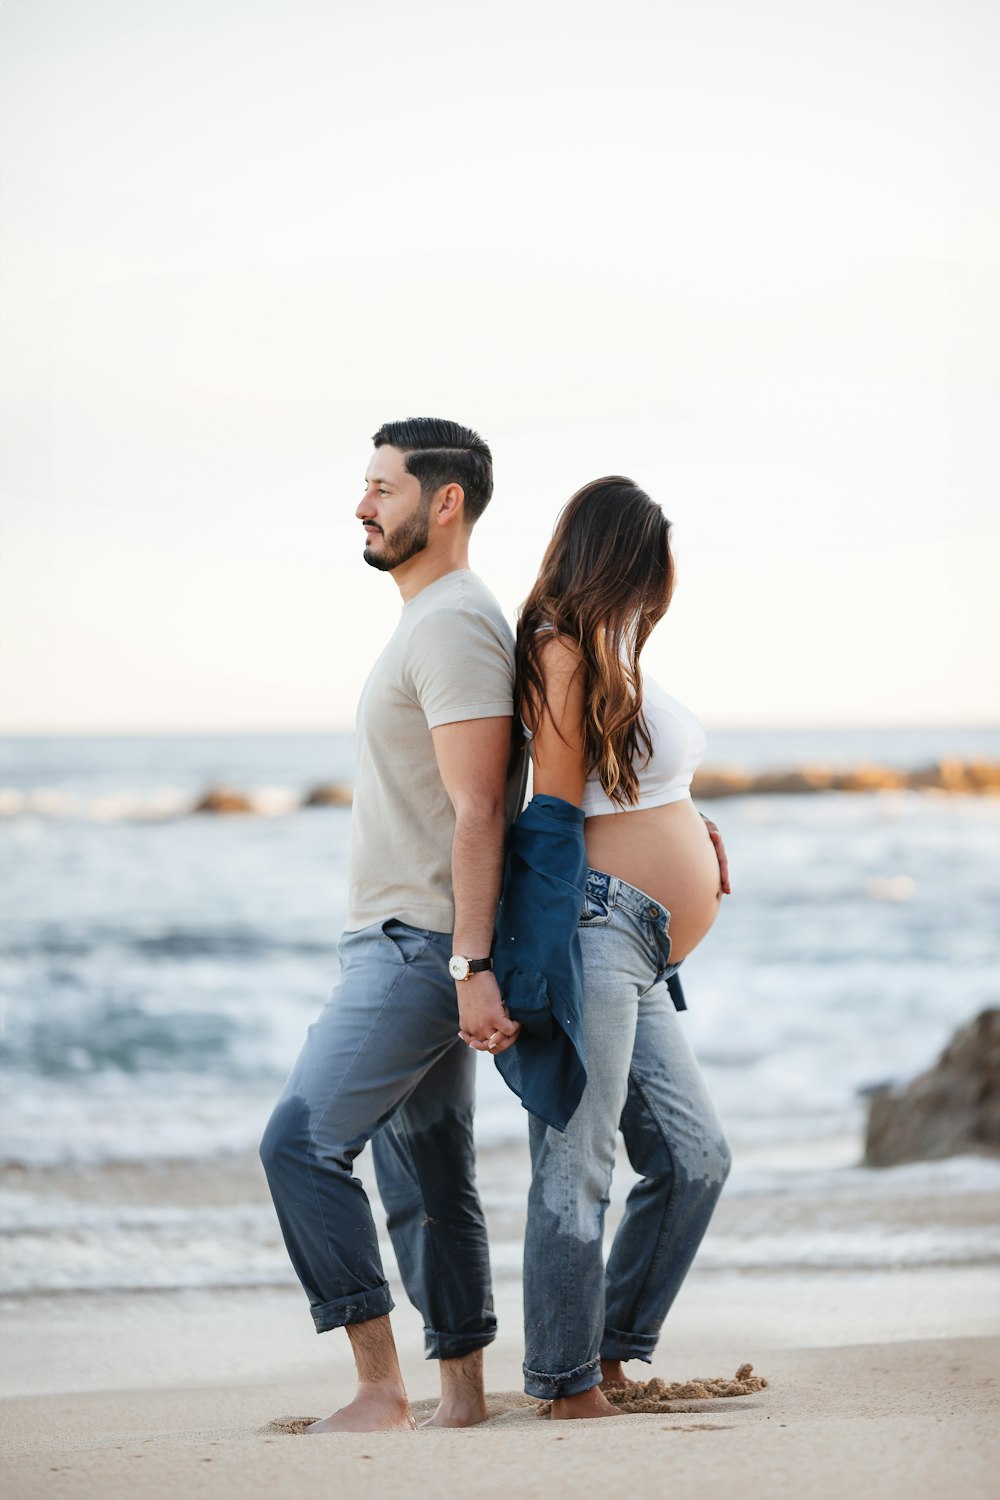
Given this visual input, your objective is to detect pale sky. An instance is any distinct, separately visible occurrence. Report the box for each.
[1,0,997,732]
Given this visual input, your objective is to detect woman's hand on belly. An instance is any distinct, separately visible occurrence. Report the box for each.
[700,815,731,895]
[584,799,725,963]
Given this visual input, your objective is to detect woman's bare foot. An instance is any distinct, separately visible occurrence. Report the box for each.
[306,1383,416,1433]
[599,1359,637,1390]
[550,1386,622,1420]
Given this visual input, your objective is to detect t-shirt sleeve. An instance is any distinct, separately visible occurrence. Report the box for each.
[407,607,514,729]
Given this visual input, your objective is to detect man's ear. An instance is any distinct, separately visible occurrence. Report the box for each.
[434,482,466,526]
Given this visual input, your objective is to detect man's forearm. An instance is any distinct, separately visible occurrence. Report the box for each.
[450,802,505,956]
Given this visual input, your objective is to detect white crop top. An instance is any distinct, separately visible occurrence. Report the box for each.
[580,675,707,816]
[523,653,707,815]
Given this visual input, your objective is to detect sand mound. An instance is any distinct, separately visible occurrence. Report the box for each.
[263,1415,322,1435]
[604,1362,768,1413]
[535,1363,768,1417]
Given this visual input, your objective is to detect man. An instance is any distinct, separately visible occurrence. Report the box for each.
[260,417,523,1432]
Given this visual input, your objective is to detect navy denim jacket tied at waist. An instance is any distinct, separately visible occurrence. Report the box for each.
[493,794,588,1132]
[493,792,688,1133]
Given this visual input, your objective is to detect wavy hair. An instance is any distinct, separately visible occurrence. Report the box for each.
[516,476,675,807]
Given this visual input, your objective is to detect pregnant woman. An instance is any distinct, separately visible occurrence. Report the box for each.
[515,475,732,1419]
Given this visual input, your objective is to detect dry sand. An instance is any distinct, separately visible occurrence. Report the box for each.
[3,1265,998,1500]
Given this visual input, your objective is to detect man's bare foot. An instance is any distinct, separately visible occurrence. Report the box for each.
[306,1382,416,1433]
[600,1358,637,1390]
[420,1395,488,1429]
[307,1315,416,1431]
[420,1347,489,1428]
[550,1386,622,1420]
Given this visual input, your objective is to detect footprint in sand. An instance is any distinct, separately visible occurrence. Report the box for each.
[261,1368,767,1432]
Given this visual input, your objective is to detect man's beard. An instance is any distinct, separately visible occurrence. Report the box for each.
[363,495,432,572]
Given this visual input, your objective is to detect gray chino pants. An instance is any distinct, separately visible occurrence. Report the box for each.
[260,918,497,1359]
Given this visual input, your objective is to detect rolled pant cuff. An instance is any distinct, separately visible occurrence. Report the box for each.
[600,1325,657,1364]
[423,1322,498,1361]
[523,1356,602,1400]
[311,1281,395,1334]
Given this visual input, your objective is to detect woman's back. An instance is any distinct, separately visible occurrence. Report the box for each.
[525,643,722,962]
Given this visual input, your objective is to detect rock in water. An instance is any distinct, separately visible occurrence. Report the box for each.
[193,787,255,814]
[864,1009,1000,1166]
[303,782,353,807]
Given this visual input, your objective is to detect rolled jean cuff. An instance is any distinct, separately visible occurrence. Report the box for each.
[423,1320,498,1361]
[523,1355,602,1400]
[600,1325,658,1364]
[311,1281,395,1334]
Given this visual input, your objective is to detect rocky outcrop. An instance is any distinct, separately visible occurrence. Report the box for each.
[179,759,999,816]
[748,768,837,794]
[832,764,911,792]
[303,782,354,808]
[691,759,999,798]
[907,759,1000,793]
[864,1009,1000,1166]
[687,769,756,798]
[192,787,255,814]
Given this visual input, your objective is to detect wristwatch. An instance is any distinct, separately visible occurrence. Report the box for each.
[448,954,494,982]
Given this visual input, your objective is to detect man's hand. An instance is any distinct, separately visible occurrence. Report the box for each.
[432,716,517,1054]
[456,971,521,1054]
[702,816,732,895]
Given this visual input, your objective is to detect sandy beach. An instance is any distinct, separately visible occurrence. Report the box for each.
[3,1138,999,1500]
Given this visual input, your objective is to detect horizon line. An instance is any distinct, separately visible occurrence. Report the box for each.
[2,721,999,741]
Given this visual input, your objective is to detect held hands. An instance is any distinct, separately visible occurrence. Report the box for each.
[456,970,521,1054]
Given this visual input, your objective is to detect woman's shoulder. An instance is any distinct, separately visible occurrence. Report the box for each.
[519,624,586,740]
[534,628,585,681]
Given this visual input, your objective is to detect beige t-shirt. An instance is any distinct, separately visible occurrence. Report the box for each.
[346,569,519,933]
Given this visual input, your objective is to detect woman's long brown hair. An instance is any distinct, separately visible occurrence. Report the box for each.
[515,476,675,807]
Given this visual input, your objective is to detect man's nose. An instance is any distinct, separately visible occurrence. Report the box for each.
[356,492,375,520]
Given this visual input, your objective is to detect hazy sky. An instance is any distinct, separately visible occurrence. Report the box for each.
[1,0,997,732]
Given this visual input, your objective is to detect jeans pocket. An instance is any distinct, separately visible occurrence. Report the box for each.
[579,893,611,927]
[380,919,433,965]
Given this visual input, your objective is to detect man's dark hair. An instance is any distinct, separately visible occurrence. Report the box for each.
[371,417,494,524]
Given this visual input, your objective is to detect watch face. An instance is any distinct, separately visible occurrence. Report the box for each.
[448,955,470,981]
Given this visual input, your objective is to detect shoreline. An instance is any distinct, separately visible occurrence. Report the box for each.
[4,1140,1000,1300]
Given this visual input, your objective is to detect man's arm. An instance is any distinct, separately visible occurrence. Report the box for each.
[431,715,521,1054]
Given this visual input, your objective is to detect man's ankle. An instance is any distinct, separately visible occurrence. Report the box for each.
[427,1349,488,1427]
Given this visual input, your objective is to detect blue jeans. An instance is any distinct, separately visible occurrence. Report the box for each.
[260,919,497,1359]
[522,870,731,1399]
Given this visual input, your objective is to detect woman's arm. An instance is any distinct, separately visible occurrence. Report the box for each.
[700,814,732,895]
[528,636,588,807]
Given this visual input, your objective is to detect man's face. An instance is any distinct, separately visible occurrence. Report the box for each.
[357,446,432,573]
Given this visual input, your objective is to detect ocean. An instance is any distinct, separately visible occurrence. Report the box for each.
[1,727,999,1300]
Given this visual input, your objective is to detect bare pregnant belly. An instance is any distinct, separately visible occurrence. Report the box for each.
[584,798,723,963]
